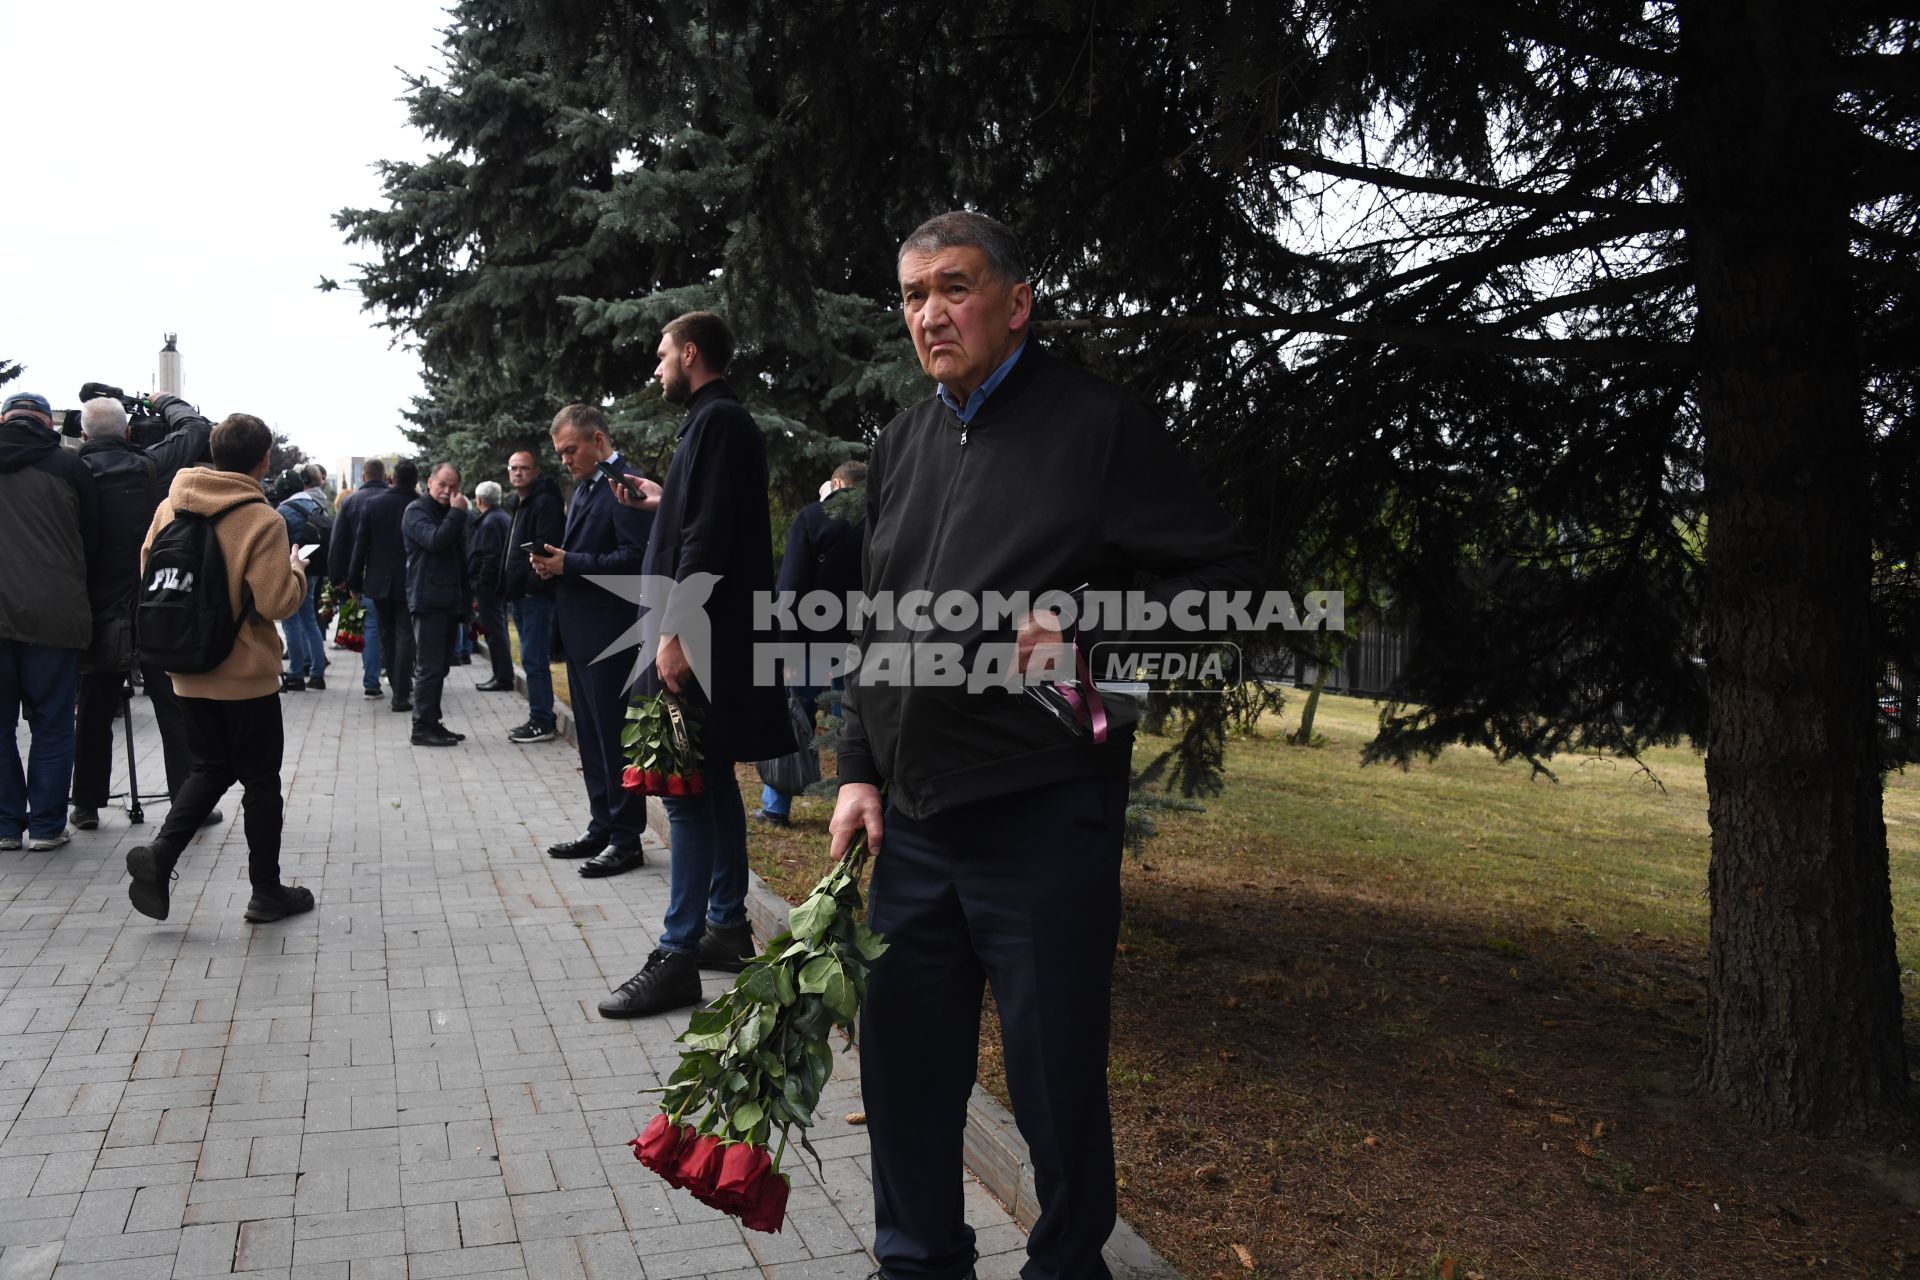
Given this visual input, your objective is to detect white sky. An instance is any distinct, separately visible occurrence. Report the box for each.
[2,0,453,469]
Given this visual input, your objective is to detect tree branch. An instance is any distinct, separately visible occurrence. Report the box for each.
[1035,312,1695,363]
[1265,147,1666,216]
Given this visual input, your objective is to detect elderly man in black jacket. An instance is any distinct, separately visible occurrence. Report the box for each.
[499,451,566,742]
[348,459,420,713]
[596,311,793,1019]
[468,480,516,692]
[70,395,217,832]
[330,459,389,697]
[404,463,471,747]
[0,391,100,851]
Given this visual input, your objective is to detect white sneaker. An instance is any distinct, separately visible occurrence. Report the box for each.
[25,828,72,852]
[0,835,19,851]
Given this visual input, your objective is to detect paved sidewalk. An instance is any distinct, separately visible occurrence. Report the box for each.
[4,673,1027,1279]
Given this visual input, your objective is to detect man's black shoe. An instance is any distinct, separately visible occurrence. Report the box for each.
[244,884,315,923]
[696,921,755,973]
[201,808,224,828]
[546,834,608,860]
[750,808,790,828]
[126,844,178,921]
[363,685,383,698]
[508,721,557,744]
[281,676,306,692]
[452,654,472,666]
[308,676,326,691]
[474,679,514,692]
[391,699,413,713]
[411,725,460,747]
[598,949,701,1018]
[70,806,99,831]
[579,844,646,878]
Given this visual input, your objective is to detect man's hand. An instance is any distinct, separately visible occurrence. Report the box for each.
[656,632,690,693]
[1015,609,1072,675]
[829,782,884,861]
[610,474,662,512]
[529,545,565,579]
[450,491,469,511]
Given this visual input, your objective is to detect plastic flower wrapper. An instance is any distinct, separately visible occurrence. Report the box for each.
[620,690,706,796]
[628,831,885,1232]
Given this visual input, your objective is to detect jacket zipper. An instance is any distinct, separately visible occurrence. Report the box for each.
[891,414,970,794]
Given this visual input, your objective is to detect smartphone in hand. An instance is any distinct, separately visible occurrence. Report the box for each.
[594,459,645,501]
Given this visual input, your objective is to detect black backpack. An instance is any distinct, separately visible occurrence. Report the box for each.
[138,496,261,674]
[279,492,334,575]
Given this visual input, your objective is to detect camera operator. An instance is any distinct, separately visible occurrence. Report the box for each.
[69,394,223,832]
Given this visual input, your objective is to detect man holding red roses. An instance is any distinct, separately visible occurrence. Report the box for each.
[828,213,1258,1280]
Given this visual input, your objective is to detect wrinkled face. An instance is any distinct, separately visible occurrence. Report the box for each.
[508,452,537,492]
[654,333,692,404]
[549,420,609,480]
[428,465,461,505]
[898,245,1032,400]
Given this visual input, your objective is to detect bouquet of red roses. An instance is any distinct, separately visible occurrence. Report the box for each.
[330,590,366,653]
[620,691,706,796]
[628,831,884,1232]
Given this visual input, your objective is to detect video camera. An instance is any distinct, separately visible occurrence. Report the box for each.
[65,381,172,448]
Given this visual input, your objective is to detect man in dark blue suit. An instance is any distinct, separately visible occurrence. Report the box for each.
[529,405,653,876]
[348,459,421,713]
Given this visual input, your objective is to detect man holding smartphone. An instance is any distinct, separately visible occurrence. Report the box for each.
[530,406,653,875]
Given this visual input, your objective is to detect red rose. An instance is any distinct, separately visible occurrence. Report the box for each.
[739,1168,790,1233]
[709,1142,771,1212]
[666,774,687,796]
[621,765,643,791]
[630,1112,685,1175]
[676,1134,725,1199]
[688,771,705,795]
[646,770,665,793]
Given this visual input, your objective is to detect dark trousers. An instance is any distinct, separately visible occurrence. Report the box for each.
[411,611,457,731]
[156,693,285,890]
[72,664,190,807]
[373,598,414,703]
[475,586,514,685]
[564,651,645,848]
[862,775,1127,1280]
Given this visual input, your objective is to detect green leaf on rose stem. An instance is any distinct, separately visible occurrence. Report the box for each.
[797,955,840,995]
[621,724,642,747]
[773,963,797,1006]
[821,969,858,1023]
[680,1026,731,1052]
[724,1071,750,1095]
[668,1055,713,1085]
[791,997,831,1041]
[781,1072,806,1114]
[779,940,811,960]
[687,1007,730,1036]
[731,1099,764,1133]
[788,895,836,944]
[753,1049,785,1078]
[798,1129,825,1178]
[805,1038,833,1093]
[853,923,890,961]
[738,966,782,1006]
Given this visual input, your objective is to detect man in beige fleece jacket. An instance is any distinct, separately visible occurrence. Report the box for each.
[126,414,315,924]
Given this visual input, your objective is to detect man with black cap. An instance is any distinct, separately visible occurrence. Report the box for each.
[0,391,100,851]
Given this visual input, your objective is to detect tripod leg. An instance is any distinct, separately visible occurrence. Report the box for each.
[121,685,143,825]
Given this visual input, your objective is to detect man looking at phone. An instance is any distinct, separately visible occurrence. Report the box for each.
[403,462,471,747]
[500,451,565,742]
[530,406,652,873]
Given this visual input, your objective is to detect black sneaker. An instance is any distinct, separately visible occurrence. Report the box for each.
[281,676,306,692]
[391,698,413,713]
[696,922,755,973]
[750,808,791,828]
[508,721,556,744]
[127,844,178,920]
[411,725,460,747]
[70,806,99,831]
[244,884,315,923]
[363,685,383,698]
[598,949,702,1018]
[308,676,327,691]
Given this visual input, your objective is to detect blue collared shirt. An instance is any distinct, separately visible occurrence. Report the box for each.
[937,342,1027,425]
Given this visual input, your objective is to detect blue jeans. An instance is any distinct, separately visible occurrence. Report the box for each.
[660,765,750,954]
[512,597,556,729]
[453,615,472,659]
[283,576,328,679]
[359,597,382,691]
[760,682,839,818]
[0,643,80,839]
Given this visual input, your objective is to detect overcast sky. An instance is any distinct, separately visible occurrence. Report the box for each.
[2,1,453,469]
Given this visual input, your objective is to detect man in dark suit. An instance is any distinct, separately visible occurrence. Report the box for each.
[529,406,652,875]
[468,480,515,692]
[348,459,420,713]
[597,310,794,1019]
[329,460,387,697]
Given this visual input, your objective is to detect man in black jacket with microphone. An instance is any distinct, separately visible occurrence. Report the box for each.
[69,393,217,832]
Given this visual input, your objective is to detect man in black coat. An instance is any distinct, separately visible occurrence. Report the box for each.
[403,463,471,747]
[348,459,420,713]
[468,480,516,692]
[596,310,793,1019]
[500,451,566,742]
[70,395,214,831]
[329,459,388,697]
[529,407,653,872]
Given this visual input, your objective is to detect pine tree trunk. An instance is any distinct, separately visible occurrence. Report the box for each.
[1683,0,1912,1133]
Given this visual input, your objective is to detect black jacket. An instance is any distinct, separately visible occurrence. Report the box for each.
[469,505,510,597]
[0,416,100,650]
[500,475,565,600]
[776,490,866,649]
[638,381,793,765]
[329,479,380,586]
[349,477,419,602]
[837,345,1259,819]
[403,496,470,615]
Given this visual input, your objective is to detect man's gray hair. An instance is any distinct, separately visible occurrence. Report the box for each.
[300,462,327,488]
[80,397,129,440]
[897,210,1028,284]
[475,480,502,507]
[431,460,460,481]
